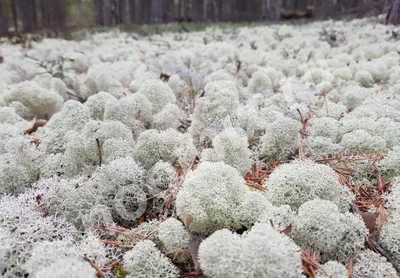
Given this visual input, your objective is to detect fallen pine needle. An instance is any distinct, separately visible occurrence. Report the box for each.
[102,259,122,271]
[101,240,135,248]
[93,224,139,242]
[245,180,267,191]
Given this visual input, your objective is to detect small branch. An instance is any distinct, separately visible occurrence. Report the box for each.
[93,224,139,242]
[101,259,122,272]
[251,163,258,178]
[297,109,308,160]
[307,50,314,62]
[164,193,175,213]
[101,240,135,248]
[143,229,159,239]
[24,119,46,134]
[367,235,400,273]
[245,180,268,192]
[160,73,171,81]
[83,255,107,278]
[345,254,359,278]
[248,137,260,143]
[236,60,241,73]
[149,38,171,48]
[96,138,102,167]
[66,89,85,102]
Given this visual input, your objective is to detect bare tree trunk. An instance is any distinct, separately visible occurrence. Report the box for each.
[93,0,104,25]
[286,0,295,13]
[221,0,232,21]
[178,0,184,21]
[128,0,141,23]
[359,0,373,17]
[144,0,152,23]
[102,0,112,26]
[151,0,163,23]
[163,0,174,22]
[117,0,127,24]
[16,0,37,32]
[10,0,18,32]
[0,1,9,34]
[211,0,218,21]
[184,0,192,21]
[387,0,400,24]
[266,0,281,21]
[40,0,48,27]
[328,0,339,19]
[203,0,208,21]
[39,0,66,29]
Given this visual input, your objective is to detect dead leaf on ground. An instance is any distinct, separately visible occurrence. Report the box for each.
[280,224,292,235]
[24,120,46,135]
[360,212,378,234]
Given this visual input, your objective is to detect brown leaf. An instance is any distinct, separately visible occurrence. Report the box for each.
[135,110,141,120]
[147,212,157,220]
[31,137,40,146]
[280,224,292,235]
[360,212,378,234]
[160,73,171,81]
[24,120,46,135]
[186,214,193,226]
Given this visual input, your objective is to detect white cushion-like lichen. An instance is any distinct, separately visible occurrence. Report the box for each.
[134,128,197,169]
[316,261,348,278]
[292,199,368,263]
[123,240,179,278]
[158,218,190,255]
[2,81,63,119]
[201,127,251,175]
[198,223,303,278]
[265,160,354,211]
[176,161,273,235]
[189,80,239,142]
[353,250,398,278]
[259,116,300,161]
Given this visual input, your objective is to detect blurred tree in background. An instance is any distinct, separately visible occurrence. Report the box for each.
[0,0,397,35]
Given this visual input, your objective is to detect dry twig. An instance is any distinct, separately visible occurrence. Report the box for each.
[83,255,107,278]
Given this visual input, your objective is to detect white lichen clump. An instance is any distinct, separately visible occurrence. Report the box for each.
[265,160,354,211]
[158,218,190,255]
[2,81,63,119]
[123,240,179,278]
[340,130,387,153]
[189,80,239,142]
[24,235,109,277]
[136,79,176,114]
[316,261,348,278]
[378,213,400,269]
[353,250,398,278]
[0,192,77,277]
[176,162,247,234]
[201,127,251,175]
[134,128,197,169]
[0,135,43,194]
[259,116,300,161]
[292,199,368,263]
[176,162,272,235]
[199,223,302,278]
[378,146,400,179]
[148,161,176,192]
